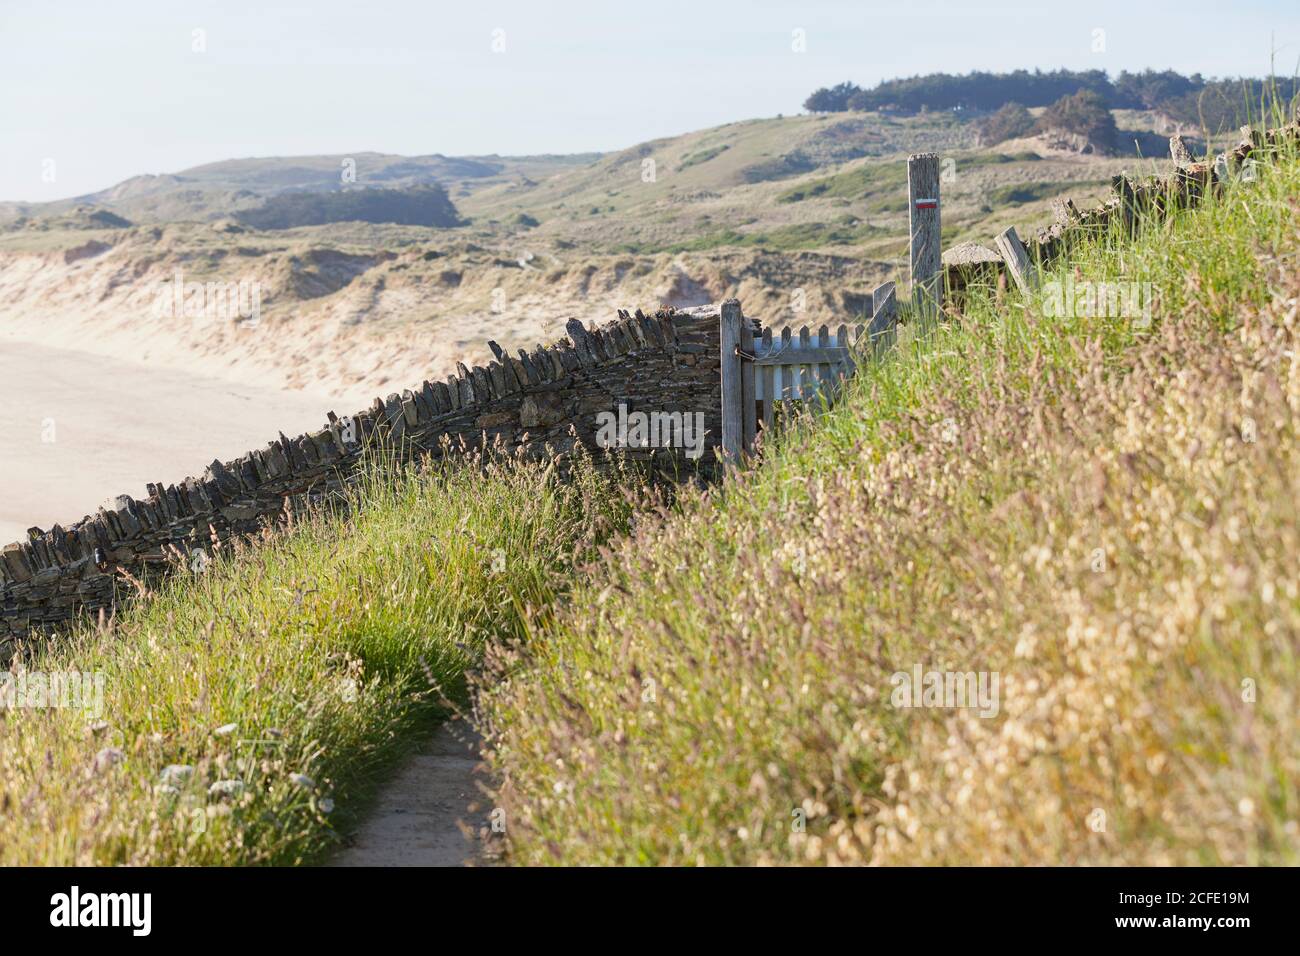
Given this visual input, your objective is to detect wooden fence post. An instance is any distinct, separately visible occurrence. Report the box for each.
[719,298,743,466]
[868,280,897,354]
[908,152,942,317]
[994,226,1038,295]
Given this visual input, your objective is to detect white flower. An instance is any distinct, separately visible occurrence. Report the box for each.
[94,747,124,773]
[318,797,335,814]
[160,764,194,785]
[208,779,245,799]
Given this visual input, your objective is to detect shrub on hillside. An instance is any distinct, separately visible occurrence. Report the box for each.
[1037,89,1118,153]
[977,102,1036,145]
[236,183,463,230]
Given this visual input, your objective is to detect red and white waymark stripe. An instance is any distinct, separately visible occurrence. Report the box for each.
[915,198,938,209]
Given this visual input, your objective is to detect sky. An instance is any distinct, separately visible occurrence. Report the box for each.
[2,0,1298,201]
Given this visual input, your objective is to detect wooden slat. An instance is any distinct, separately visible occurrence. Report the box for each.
[740,317,757,455]
[799,325,812,412]
[780,326,793,400]
[994,226,1038,295]
[753,345,852,366]
[836,323,853,378]
[817,324,832,401]
[761,327,775,433]
[869,281,898,354]
[719,300,743,465]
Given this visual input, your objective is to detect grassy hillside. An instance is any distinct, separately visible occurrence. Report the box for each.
[0,454,635,865]
[7,134,1297,866]
[476,135,1300,865]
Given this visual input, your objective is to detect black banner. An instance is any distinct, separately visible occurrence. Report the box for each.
[0,865,1275,942]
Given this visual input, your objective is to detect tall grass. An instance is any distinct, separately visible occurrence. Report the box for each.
[0,452,634,865]
[477,132,1300,864]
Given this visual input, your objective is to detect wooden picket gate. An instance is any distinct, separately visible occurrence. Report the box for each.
[719,287,898,463]
[717,151,945,464]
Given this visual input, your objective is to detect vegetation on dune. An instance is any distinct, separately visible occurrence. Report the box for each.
[977,102,1036,145]
[984,178,1110,207]
[0,453,634,865]
[677,145,730,171]
[236,183,463,230]
[1037,90,1120,153]
[804,68,1300,133]
[477,139,1300,864]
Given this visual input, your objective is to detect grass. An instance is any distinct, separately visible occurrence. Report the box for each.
[777,159,909,204]
[612,217,884,255]
[985,178,1109,206]
[677,145,730,171]
[476,127,1300,864]
[0,451,634,865]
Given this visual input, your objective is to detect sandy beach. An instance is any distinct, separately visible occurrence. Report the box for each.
[0,339,337,545]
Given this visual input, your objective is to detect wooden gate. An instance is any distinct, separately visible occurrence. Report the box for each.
[719,287,898,463]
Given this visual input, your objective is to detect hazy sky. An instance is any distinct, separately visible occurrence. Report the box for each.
[2,0,1297,201]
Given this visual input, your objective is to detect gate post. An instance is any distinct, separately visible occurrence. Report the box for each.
[719,299,744,466]
[908,152,942,318]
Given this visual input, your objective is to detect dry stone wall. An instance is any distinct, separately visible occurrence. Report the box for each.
[0,304,727,653]
[944,118,1300,298]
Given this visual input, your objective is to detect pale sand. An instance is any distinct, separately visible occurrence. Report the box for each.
[0,339,337,546]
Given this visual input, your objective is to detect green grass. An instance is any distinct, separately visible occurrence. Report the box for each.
[614,218,884,255]
[677,145,730,171]
[0,452,633,865]
[478,125,1300,865]
[777,159,908,203]
[985,178,1109,206]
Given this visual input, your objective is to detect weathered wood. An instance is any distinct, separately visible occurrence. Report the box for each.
[753,345,849,366]
[798,325,812,411]
[781,326,794,400]
[868,280,898,351]
[1169,134,1194,168]
[740,317,757,455]
[719,299,744,465]
[908,152,942,315]
[816,324,833,398]
[837,323,854,377]
[994,226,1037,295]
[761,328,775,433]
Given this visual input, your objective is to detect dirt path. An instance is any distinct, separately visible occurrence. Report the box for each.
[331,721,494,867]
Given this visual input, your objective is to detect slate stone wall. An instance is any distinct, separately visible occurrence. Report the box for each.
[1,304,727,653]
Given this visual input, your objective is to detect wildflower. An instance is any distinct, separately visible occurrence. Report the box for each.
[160,764,194,785]
[209,779,245,799]
[94,748,123,773]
